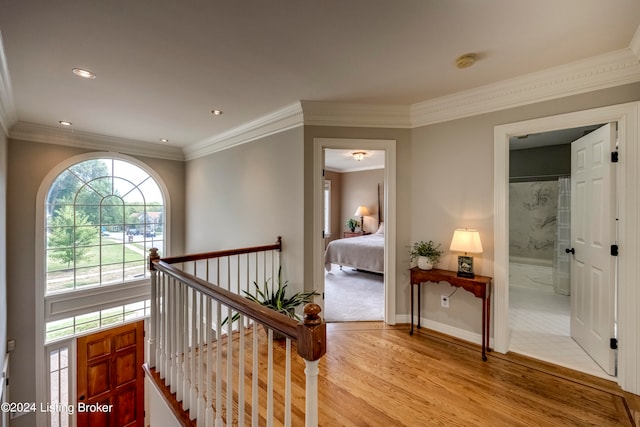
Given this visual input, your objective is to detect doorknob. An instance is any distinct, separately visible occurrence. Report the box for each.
[565,248,575,255]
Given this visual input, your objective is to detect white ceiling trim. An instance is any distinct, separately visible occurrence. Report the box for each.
[630,24,640,58]
[183,102,304,161]
[301,101,411,128]
[0,31,17,137]
[9,122,185,161]
[411,48,640,127]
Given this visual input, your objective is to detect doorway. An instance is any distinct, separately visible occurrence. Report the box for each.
[507,125,611,378]
[493,103,640,393]
[323,148,386,322]
[313,138,397,325]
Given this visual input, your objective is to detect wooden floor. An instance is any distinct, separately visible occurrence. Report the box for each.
[318,323,639,426]
[152,322,640,426]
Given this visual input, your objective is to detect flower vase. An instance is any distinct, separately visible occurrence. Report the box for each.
[417,256,433,270]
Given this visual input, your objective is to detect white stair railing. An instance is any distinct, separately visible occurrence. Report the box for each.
[145,238,326,427]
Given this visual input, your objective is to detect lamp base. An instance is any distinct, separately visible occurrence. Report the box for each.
[456,271,475,279]
[456,255,475,279]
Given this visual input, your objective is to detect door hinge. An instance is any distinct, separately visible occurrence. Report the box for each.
[610,338,618,350]
[611,151,619,163]
[611,244,619,256]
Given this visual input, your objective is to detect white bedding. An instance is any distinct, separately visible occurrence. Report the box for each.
[324,233,385,274]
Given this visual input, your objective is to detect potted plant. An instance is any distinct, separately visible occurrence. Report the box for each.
[225,267,318,339]
[345,218,359,232]
[409,240,443,270]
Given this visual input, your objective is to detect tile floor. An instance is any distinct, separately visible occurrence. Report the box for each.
[509,286,613,380]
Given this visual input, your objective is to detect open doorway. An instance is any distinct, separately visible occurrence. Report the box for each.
[322,148,385,322]
[312,138,397,326]
[507,125,612,379]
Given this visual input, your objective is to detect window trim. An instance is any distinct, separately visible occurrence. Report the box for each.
[34,152,171,425]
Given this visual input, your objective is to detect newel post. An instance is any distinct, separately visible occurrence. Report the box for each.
[148,248,160,367]
[296,303,326,427]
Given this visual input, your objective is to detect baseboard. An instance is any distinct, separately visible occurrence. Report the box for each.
[394,315,495,349]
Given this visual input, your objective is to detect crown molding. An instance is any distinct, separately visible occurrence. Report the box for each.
[411,48,640,127]
[183,102,304,161]
[0,31,18,136]
[300,101,411,128]
[630,24,640,58]
[9,122,185,161]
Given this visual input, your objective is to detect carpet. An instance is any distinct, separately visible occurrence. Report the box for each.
[323,264,384,322]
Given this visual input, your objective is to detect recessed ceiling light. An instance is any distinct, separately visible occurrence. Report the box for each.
[72,68,96,79]
[59,120,72,126]
[160,138,168,143]
[211,109,223,116]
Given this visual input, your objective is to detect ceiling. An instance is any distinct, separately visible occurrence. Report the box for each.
[325,149,385,173]
[0,1,639,151]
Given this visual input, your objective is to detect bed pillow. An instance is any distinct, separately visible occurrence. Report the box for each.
[375,222,384,234]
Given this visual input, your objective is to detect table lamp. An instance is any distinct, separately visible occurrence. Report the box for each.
[354,206,370,232]
[450,229,483,278]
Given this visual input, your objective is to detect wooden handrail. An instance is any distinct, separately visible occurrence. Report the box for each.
[151,236,282,267]
[153,259,299,339]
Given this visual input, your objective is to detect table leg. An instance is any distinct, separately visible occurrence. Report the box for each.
[410,283,414,335]
[417,282,421,330]
[482,296,487,361]
[486,290,491,353]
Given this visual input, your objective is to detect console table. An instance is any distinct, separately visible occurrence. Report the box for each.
[409,267,493,361]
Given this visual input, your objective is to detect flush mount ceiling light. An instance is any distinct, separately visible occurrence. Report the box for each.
[352,151,366,161]
[58,120,72,126]
[72,67,96,79]
[455,53,477,69]
[160,138,168,143]
[211,109,224,116]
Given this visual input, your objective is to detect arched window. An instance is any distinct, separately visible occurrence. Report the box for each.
[45,158,164,293]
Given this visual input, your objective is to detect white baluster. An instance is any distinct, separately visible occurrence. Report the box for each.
[168,278,175,393]
[189,289,198,420]
[205,296,214,427]
[197,291,206,423]
[252,321,259,427]
[285,338,291,427]
[267,329,274,427]
[175,281,183,403]
[304,360,320,427]
[237,314,245,427]
[215,302,223,427]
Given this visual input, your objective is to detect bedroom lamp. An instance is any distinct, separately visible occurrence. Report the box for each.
[450,229,483,278]
[354,206,370,232]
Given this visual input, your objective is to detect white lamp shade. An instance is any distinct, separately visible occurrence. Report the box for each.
[450,229,483,254]
[354,206,370,217]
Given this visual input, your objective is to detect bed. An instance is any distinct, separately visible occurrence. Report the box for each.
[324,226,385,274]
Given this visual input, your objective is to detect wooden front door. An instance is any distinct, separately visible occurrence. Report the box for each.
[77,321,144,426]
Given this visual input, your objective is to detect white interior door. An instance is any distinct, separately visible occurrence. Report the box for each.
[570,123,616,376]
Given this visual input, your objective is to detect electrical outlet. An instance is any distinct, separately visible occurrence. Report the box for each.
[441,295,449,308]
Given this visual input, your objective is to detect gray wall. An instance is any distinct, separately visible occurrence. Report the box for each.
[510,144,571,180]
[340,169,384,235]
[185,127,305,289]
[409,81,640,335]
[0,129,7,372]
[6,139,185,425]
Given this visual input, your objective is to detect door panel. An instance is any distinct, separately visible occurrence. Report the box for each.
[570,123,616,376]
[77,320,144,426]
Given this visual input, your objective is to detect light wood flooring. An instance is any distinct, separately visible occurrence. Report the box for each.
[151,322,640,426]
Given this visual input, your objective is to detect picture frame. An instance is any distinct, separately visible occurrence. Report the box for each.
[457,255,475,278]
